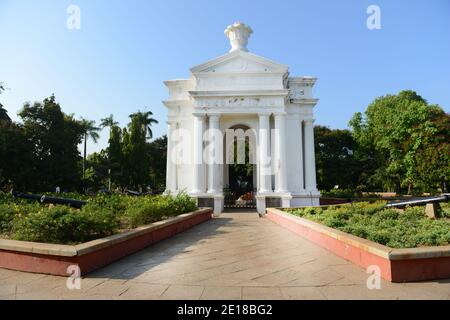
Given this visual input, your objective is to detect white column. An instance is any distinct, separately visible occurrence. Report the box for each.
[274,113,288,193]
[258,113,272,193]
[165,121,177,193]
[304,119,318,193]
[192,114,205,194]
[207,114,221,194]
[298,119,305,193]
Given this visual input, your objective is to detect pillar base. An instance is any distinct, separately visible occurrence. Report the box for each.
[281,195,293,208]
[213,195,224,216]
[191,194,224,216]
[256,195,266,215]
[290,194,321,207]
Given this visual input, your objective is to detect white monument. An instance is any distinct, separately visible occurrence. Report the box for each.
[164,22,320,214]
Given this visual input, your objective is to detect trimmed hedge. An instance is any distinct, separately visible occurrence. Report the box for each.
[0,192,197,244]
[286,201,450,249]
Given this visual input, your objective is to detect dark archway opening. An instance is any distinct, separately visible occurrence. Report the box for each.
[224,125,256,209]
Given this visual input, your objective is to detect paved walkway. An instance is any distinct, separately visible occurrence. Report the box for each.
[0,212,449,300]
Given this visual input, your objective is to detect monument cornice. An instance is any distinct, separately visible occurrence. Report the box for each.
[194,106,285,115]
[288,98,319,106]
[163,100,191,107]
[189,89,289,97]
[193,71,288,77]
[193,95,285,109]
[190,49,289,74]
[288,77,318,87]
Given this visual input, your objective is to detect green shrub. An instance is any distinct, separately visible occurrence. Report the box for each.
[0,204,16,233]
[0,192,198,244]
[168,192,197,215]
[124,193,197,228]
[0,192,14,205]
[439,202,450,218]
[12,205,120,244]
[287,201,450,248]
[320,189,356,199]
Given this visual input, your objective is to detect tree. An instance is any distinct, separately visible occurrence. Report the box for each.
[412,110,450,192]
[0,121,33,191]
[79,118,101,178]
[122,113,152,190]
[83,150,110,190]
[18,95,84,191]
[314,126,362,190]
[106,125,123,188]
[129,110,158,140]
[147,135,167,189]
[0,83,10,122]
[349,90,449,193]
[100,114,119,138]
[0,106,8,122]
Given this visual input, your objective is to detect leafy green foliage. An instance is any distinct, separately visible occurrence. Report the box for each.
[349,90,450,193]
[12,205,119,244]
[0,121,34,190]
[314,126,361,190]
[79,117,101,179]
[16,95,85,191]
[124,192,196,228]
[0,93,164,192]
[0,82,11,121]
[0,192,197,244]
[121,111,159,190]
[287,202,450,248]
[147,135,167,190]
[319,189,356,199]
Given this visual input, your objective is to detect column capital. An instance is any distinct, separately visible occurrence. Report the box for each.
[303,118,315,124]
[258,112,271,118]
[273,112,287,118]
[167,119,178,125]
[192,113,206,118]
[208,114,221,121]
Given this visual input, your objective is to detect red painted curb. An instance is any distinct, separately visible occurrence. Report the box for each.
[0,209,212,277]
[266,209,450,282]
[390,256,450,282]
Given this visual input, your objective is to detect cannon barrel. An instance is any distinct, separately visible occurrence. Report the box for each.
[125,189,142,196]
[385,194,449,208]
[12,191,87,208]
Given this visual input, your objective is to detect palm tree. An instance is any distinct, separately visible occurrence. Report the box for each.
[129,110,158,140]
[79,118,101,178]
[100,114,119,138]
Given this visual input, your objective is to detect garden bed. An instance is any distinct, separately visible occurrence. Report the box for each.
[0,208,212,276]
[0,192,198,244]
[0,192,213,276]
[266,203,450,282]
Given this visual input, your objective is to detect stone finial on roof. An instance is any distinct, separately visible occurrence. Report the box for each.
[224,22,253,52]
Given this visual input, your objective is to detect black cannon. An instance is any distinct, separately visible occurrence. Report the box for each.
[125,189,142,196]
[12,191,87,209]
[385,194,449,209]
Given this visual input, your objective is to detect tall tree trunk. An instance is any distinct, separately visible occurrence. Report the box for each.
[83,133,87,178]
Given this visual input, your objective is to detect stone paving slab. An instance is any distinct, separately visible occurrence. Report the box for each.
[0,212,449,300]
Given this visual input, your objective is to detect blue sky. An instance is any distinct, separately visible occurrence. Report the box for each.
[1,0,449,154]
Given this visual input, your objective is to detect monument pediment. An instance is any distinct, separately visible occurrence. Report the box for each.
[190,50,289,75]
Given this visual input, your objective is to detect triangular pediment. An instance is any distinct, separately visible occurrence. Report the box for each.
[190,50,288,74]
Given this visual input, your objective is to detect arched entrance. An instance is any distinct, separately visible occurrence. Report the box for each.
[223,125,257,209]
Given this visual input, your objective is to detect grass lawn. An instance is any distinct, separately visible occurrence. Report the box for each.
[0,192,197,245]
[285,201,450,249]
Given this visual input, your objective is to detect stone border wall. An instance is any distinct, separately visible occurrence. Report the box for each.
[0,208,213,276]
[266,208,450,282]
